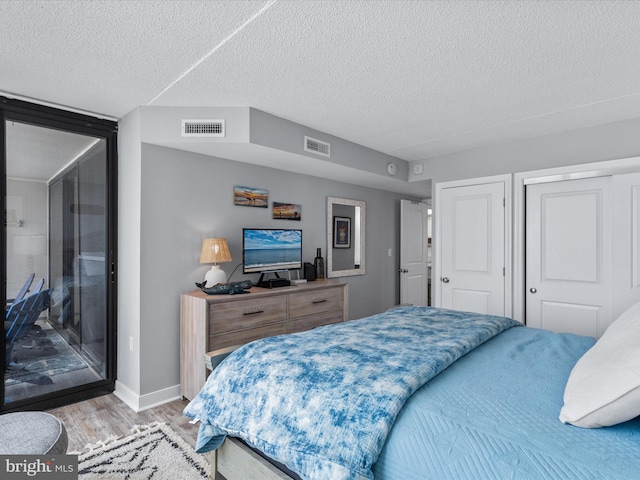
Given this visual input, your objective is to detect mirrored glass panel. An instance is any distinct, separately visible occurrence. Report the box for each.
[327,197,366,278]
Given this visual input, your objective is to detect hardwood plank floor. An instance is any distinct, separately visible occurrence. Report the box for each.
[47,393,200,453]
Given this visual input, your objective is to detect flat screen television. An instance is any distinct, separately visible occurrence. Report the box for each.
[242,228,302,274]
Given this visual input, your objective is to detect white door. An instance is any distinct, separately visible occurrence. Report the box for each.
[612,172,640,320]
[439,182,505,315]
[525,177,612,337]
[400,200,430,306]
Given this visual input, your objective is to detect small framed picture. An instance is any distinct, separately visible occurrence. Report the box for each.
[233,186,268,208]
[272,202,302,220]
[333,216,351,248]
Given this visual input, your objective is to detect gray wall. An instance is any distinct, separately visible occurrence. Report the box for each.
[250,108,410,180]
[117,108,142,396]
[411,116,640,185]
[138,143,413,395]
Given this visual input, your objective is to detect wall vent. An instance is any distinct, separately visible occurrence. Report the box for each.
[304,136,330,157]
[182,119,225,137]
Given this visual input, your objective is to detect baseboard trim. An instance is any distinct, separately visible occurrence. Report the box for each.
[114,381,181,412]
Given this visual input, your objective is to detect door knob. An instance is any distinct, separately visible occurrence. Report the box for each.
[530,287,537,294]
[398,268,408,273]
[441,277,450,283]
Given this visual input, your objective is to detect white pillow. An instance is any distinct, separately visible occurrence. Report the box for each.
[559,301,640,428]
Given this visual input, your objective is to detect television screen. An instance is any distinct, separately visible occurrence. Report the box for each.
[243,228,302,274]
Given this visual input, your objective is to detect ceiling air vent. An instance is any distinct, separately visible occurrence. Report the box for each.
[304,136,330,157]
[182,119,225,137]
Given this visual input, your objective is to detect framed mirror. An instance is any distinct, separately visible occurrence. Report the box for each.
[327,197,366,277]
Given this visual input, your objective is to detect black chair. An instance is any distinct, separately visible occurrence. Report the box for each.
[5,289,51,366]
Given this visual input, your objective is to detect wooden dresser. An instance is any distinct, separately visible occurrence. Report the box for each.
[180,279,348,400]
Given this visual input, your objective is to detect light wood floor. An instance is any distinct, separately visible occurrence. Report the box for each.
[47,393,200,453]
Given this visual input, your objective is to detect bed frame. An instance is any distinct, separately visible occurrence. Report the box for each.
[211,437,294,480]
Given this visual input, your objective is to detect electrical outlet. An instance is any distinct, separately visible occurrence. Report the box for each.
[129,336,134,352]
[388,248,392,257]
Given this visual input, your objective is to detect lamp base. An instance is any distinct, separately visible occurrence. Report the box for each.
[204,265,226,287]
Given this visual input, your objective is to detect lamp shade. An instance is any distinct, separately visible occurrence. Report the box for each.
[200,238,232,264]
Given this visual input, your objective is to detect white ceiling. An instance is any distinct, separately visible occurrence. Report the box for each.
[2,0,640,189]
[6,122,99,182]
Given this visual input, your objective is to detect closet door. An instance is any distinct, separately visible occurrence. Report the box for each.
[525,176,612,337]
[612,172,640,320]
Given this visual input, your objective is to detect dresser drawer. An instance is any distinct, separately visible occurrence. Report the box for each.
[289,287,344,318]
[181,282,347,401]
[209,323,287,351]
[289,310,344,334]
[209,296,286,333]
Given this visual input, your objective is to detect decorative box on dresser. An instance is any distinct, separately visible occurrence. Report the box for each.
[180,279,348,400]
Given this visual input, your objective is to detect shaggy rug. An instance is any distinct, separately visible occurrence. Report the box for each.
[74,423,210,480]
[5,323,89,386]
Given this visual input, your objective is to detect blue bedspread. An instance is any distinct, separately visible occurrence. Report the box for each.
[373,326,640,479]
[183,306,519,480]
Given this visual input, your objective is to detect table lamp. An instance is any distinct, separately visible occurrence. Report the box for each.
[200,238,232,287]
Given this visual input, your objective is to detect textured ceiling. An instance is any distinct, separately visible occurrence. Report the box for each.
[2,0,640,177]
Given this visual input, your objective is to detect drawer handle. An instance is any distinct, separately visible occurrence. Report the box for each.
[312,299,328,304]
[243,310,264,316]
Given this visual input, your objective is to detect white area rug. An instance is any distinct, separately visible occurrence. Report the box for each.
[74,423,209,479]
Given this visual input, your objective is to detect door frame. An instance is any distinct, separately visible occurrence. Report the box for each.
[1,96,118,412]
[513,156,640,323]
[434,173,512,316]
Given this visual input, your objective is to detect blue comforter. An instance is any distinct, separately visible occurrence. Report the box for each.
[373,326,640,479]
[183,306,520,479]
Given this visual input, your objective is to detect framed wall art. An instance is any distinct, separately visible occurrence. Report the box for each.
[333,216,351,248]
[272,202,302,220]
[233,186,268,208]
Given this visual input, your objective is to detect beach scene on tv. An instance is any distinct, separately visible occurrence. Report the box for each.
[243,229,302,273]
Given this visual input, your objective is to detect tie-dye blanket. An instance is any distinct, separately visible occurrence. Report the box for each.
[183,306,520,480]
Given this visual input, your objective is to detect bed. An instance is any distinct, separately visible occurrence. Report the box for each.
[184,305,640,480]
